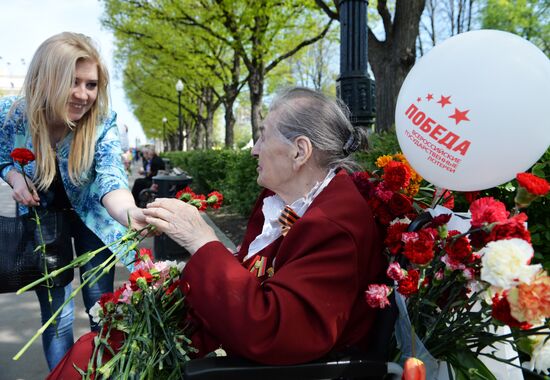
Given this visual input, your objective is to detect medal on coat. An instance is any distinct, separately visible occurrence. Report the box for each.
[248,255,267,277]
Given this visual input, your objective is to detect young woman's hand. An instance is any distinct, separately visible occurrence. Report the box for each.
[143,198,218,254]
[7,169,40,206]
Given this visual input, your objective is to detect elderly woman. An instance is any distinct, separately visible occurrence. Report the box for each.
[48,87,385,377]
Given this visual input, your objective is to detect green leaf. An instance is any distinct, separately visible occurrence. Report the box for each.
[447,350,498,380]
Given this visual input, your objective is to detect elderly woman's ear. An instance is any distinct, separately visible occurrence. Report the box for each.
[292,135,313,170]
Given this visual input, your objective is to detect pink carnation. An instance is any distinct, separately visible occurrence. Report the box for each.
[387,262,405,281]
[365,284,391,308]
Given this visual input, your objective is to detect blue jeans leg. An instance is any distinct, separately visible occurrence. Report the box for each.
[35,284,75,371]
[72,214,115,331]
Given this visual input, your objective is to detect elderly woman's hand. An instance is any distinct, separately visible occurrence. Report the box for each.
[143,198,219,254]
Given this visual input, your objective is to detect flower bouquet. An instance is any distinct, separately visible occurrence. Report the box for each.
[353,154,550,379]
[80,248,195,379]
[14,185,224,369]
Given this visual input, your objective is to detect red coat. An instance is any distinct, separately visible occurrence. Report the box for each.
[48,171,385,378]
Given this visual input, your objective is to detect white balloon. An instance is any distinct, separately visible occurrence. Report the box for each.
[395,30,550,191]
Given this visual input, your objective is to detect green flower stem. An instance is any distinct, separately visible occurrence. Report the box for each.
[13,224,151,361]
[13,262,110,361]
[16,237,125,294]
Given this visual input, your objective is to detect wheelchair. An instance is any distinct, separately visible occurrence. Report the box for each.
[182,213,434,380]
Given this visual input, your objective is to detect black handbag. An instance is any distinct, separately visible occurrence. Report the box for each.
[0,206,74,293]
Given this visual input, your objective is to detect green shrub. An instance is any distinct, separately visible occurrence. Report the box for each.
[162,150,260,217]
[355,129,400,171]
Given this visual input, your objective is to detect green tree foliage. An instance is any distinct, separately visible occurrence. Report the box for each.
[101,0,332,148]
[482,0,549,56]
[174,0,333,142]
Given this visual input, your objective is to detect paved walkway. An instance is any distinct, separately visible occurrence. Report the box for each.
[0,162,235,379]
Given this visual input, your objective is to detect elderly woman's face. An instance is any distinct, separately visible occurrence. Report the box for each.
[251,113,295,192]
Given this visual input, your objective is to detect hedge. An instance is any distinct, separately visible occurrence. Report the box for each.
[163,149,261,217]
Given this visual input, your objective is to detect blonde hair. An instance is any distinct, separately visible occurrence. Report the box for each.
[23,32,109,189]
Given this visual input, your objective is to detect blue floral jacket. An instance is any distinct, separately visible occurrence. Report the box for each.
[0,96,134,267]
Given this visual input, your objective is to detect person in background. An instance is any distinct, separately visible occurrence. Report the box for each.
[118,123,130,152]
[131,145,165,205]
[0,32,147,370]
[48,87,386,378]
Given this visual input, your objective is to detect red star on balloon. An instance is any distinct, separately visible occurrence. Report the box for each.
[417,97,422,102]
[449,108,470,125]
[437,95,452,108]
[426,93,434,101]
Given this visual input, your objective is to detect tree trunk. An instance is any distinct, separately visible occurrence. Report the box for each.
[193,98,205,150]
[184,122,191,151]
[368,0,425,132]
[249,67,264,142]
[224,99,236,148]
[224,54,240,148]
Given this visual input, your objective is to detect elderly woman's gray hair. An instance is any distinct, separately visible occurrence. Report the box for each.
[268,87,368,172]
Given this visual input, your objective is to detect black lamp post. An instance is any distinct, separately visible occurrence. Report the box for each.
[337,0,376,127]
[175,80,184,150]
[162,117,167,152]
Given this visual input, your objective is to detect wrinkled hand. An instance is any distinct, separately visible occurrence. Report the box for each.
[143,198,218,254]
[8,169,40,207]
[126,206,149,232]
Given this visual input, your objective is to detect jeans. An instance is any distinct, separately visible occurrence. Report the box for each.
[35,210,115,370]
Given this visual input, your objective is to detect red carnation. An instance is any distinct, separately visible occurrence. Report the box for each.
[470,197,509,227]
[99,291,121,314]
[463,191,480,205]
[135,248,154,263]
[515,173,550,208]
[10,148,35,166]
[491,293,531,330]
[388,192,413,216]
[516,173,550,196]
[385,222,409,255]
[351,171,373,198]
[487,213,531,244]
[207,191,224,209]
[403,230,435,265]
[442,191,454,209]
[176,186,196,202]
[383,161,411,191]
[368,197,393,226]
[428,214,452,229]
[403,239,434,265]
[432,189,454,209]
[129,269,154,290]
[398,269,420,296]
[193,194,207,211]
[165,279,180,296]
[445,231,472,263]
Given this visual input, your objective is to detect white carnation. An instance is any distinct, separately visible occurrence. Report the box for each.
[89,302,102,324]
[480,238,541,290]
[529,333,550,375]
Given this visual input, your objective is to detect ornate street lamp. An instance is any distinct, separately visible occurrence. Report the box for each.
[337,0,376,127]
[162,116,168,152]
[175,80,184,150]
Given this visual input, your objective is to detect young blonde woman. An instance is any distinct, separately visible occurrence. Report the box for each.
[0,32,147,370]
